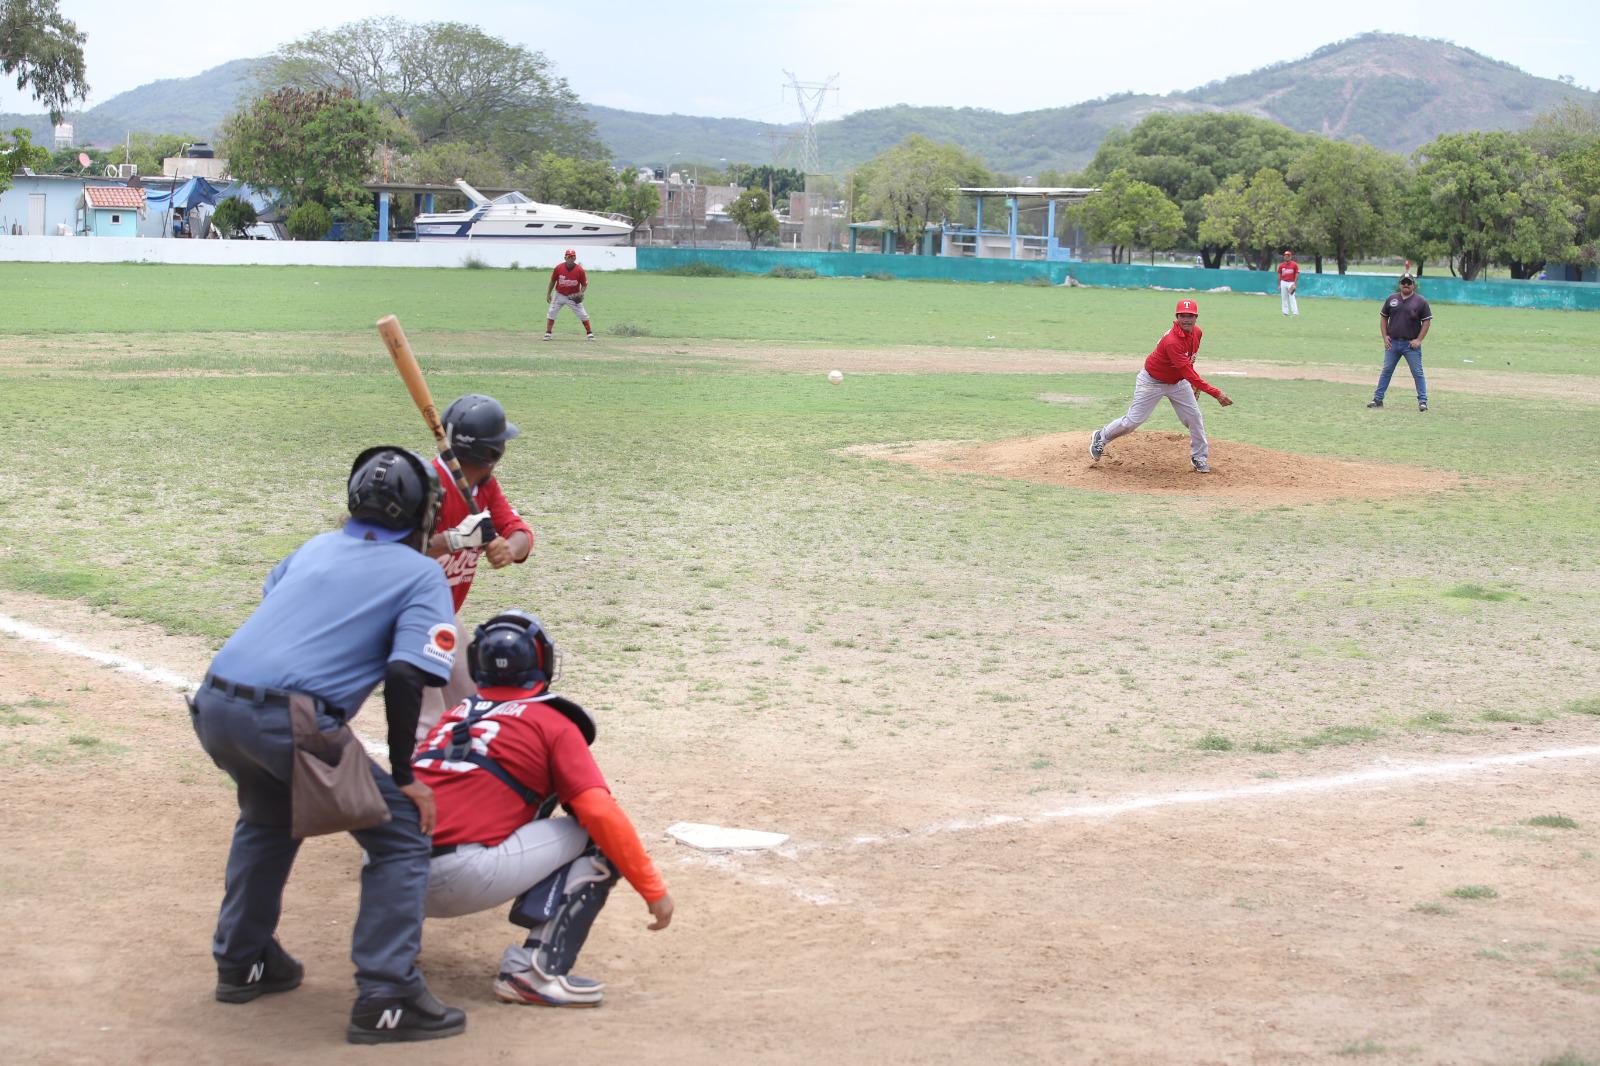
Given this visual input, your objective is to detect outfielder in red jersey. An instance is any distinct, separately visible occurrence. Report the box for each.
[1277,249,1300,317]
[543,249,594,340]
[414,612,673,1009]
[1089,298,1234,473]
[418,394,534,739]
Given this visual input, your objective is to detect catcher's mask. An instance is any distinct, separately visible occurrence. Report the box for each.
[469,611,560,690]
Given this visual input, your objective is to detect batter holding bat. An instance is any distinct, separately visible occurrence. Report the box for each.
[1090,298,1233,473]
[418,394,534,739]
[374,319,534,740]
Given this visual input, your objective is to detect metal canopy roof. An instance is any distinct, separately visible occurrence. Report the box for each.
[957,186,1098,198]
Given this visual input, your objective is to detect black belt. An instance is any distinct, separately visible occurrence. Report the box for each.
[431,844,458,858]
[202,674,342,720]
[203,673,295,705]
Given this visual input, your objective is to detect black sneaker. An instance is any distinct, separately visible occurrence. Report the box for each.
[1418,401,1428,412]
[347,987,466,1044]
[1366,400,1383,409]
[1089,428,1105,461]
[216,940,304,1004]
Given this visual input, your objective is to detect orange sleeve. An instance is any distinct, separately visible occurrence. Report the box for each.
[568,787,668,902]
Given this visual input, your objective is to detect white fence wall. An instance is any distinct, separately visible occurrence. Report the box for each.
[0,236,637,270]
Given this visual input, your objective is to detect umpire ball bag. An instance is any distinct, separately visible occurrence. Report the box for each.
[288,693,390,838]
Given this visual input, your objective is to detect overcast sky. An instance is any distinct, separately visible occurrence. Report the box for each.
[4,0,1597,123]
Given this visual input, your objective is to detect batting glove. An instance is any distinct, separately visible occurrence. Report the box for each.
[444,513,496,551]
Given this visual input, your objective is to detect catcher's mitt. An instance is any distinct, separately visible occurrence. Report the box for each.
[570,294,584,304]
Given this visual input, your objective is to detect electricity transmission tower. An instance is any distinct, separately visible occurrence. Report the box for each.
[782,71,838,174]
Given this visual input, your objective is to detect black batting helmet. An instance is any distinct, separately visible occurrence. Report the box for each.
[347,447,442,543]
[469,610,559,689]
[442,394,519,465]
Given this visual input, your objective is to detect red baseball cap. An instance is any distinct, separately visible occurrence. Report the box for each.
[563,248,577,258]
[1175,298,1199,315]
[1283,249,1293,255]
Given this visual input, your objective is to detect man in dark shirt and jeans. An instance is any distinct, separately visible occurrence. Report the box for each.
[1368,274,1433,411]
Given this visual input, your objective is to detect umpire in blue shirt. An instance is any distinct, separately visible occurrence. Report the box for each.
[191,447,467,1043]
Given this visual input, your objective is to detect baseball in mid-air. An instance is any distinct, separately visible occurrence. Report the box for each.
[828,370,844,384]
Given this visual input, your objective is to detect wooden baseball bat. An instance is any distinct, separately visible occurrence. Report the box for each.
[375,314,485,520]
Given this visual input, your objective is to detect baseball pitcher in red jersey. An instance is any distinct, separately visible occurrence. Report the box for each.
[1277,250,1300,316]
[414,611,673,1009]
[544,249,594,341]
[1089,298,1234,473]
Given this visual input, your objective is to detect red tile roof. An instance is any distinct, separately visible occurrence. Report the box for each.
[84,186,146,209]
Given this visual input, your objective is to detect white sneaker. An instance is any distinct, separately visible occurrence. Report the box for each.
[541,333,552,342]
[494,966,603,1008]
[585,333,596,341]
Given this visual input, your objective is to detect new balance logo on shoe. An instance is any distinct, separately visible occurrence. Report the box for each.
[247,961,264,984]
[376,1008,403,1030]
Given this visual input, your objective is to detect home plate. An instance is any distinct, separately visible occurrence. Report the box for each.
[667,822,789,851]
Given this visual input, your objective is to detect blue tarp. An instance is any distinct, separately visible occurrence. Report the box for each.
[143,176,231,209]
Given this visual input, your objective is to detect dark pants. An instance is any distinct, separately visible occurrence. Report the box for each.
[191,686,430,1000]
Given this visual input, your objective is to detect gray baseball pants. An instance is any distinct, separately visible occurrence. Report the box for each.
[1099,369,1209,462]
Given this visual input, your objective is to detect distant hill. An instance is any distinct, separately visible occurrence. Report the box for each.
[5,34,1595,176]
[0,58,262,146]
[592,33,1600,174]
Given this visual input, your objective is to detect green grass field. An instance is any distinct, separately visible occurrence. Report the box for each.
[1,263,1596,802]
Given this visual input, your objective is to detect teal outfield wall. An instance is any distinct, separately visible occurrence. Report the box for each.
[635,247,1600,311]
[636,246,1069,285]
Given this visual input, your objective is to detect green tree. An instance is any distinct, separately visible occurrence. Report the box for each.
[0,0,88,123]
[529,153,616,213]
[1072,169,1185,264]
[210,197,258,238]
[857,135,989,253]
[222,87,385,229]
[1288,140,1405,274]
[727,188,779,248]
[1523,99,1600,276]
[608,168,659,246]
[397,140,512,191]
[268,18,599,165]
[1086,112,1310,267]
[727,164,806,208]
[0,125,47,194]
[285,200,331,241]
[1410,131,1579,280]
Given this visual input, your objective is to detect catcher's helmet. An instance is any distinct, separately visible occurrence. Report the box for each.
[347,447,442,541]
[469,610,559,690]
[442,394,519,465]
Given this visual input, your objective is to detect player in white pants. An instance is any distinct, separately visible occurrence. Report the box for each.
[1277,250,1299,317]
[1090,298,1233,473]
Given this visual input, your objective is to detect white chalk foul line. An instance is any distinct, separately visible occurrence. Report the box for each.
[853,745,1600,845]
[0,611,389,760]
[7,609,1599,905]
[0,611,197,691]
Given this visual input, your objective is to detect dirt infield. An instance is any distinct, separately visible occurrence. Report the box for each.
[850,431,1461,503]
[2,590,1597,1065]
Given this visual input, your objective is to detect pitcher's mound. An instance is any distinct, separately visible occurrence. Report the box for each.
[851,431,1459,502]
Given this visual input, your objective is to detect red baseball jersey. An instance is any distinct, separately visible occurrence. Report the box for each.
[1144,323,1221,399]
[414,689,609,848]
[431,457,533,612]
[1277,259,1299,283]
[549,262,587,296]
